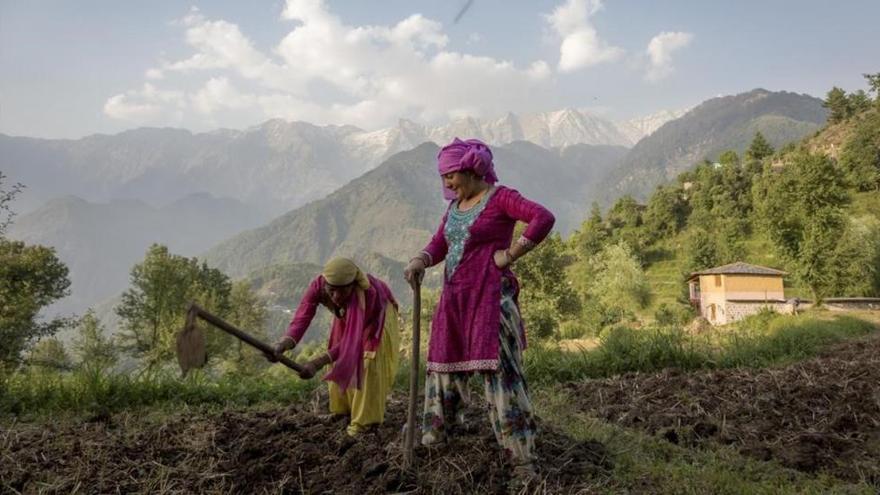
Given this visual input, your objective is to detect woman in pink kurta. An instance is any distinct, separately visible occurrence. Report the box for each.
[272,257,400,437]
[405,138,554,479]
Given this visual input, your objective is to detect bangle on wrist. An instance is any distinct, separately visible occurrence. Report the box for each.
[409,252,430,267]
[516,236,536,251]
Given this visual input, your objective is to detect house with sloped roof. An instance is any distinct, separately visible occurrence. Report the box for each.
[687,262,794,325]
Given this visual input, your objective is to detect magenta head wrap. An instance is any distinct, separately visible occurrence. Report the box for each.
[437,138,497,200]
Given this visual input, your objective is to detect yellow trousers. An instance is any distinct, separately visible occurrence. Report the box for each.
[328,305,400,436]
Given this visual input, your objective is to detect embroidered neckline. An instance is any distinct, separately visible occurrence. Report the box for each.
[444,186,496,279]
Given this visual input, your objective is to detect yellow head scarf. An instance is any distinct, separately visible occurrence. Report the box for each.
[322,257,370,290]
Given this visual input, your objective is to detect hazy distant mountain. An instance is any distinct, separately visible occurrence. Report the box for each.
[6,193,263,315]
[1,107,672,221]
[616,109,691,146]
[605,89,828,201]
[203,141,627,278]
[0,122,393,218]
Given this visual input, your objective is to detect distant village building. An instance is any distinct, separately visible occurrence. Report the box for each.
[687,262,795,325]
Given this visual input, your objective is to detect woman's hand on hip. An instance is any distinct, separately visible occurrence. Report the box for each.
[493,249,514,269]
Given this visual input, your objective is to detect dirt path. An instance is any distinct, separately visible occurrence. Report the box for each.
[570,333,880,484]
[1,396,610,494]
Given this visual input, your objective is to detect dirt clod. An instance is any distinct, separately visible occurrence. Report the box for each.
[2,396,610,494]
[571,334,880,483]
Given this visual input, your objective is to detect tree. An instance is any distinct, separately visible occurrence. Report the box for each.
[864,72,880,102]
[116,244,233,368]
[0,239,72,369]
[718,150,740,167]
[746,132,775,161]
[570,203,608,259]
[0,172,24,237]
[219,281,269,374]
[825,216,880,297]
[848,90,872,114]
[588,242,651,314]
[824,87,851,123]
[683,228,719,273]
[839,110,880,190]
[605,196,646,255]
[642,185,688,241]
[755,152,851,301]
[516,232,580,340]
[27,338,72,371]
[72,309,118,372]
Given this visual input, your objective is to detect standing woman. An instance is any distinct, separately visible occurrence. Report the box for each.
[273,257,400,437]
[404,138,555,477]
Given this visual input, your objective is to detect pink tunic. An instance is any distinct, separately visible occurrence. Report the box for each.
[421,186,554,373]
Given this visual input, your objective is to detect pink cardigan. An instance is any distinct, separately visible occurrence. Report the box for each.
[421,186,554,373]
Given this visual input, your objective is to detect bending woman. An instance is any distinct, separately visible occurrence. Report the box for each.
[274,257,400,437]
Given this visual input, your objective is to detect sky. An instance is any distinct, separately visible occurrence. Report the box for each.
[1,0,878,139]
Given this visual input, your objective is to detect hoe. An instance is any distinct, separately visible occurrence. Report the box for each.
[175,301,305,376]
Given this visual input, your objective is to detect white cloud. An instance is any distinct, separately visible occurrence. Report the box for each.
[107,0,554,130]
[191,77,256,114]
[645,31,693,82]
[545,0,623,72]
[103,83,185,123]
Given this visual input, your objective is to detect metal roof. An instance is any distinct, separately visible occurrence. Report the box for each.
[688,261,786,280]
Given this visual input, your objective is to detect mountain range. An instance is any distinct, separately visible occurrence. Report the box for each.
[605,89,828,200]
[202,141,629,277]
[3,88,829,320]
[1,108,677,220]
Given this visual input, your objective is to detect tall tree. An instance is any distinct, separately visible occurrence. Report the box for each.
[588,242,651,314]
[0,239,72,369]
[864,72,880,102]
[221,280,269,374]
[605,195,646,255]
[116,244,233,368]
[642,184,688,241]
[839,110,880,190]
[516,232,580,340]
[72,309,118,372]
[27,338,72,371]
[848,90,872,114]
[824,87,852,123]
[746,131,775,161]
[0,172,24,237]
[570,203,608,259]
[755,152,850,301]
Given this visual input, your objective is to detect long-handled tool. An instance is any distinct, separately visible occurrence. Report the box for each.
[403,278,422,468]
[176,301,305,376]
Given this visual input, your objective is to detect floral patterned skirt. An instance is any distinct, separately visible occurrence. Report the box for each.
[421,282,536,463]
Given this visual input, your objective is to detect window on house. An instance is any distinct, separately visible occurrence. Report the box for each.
[714,275,722,287]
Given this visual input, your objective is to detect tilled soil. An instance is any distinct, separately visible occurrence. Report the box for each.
[570,335,880,484]
[1,395,611,494]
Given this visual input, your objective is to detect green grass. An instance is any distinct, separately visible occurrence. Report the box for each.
[525,312,877,386]
[852,190,880,217]
[4,312,876,418]
[535,385,875,494]
[1,366,317,418]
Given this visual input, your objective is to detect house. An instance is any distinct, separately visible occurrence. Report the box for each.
[687,262,794,325]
